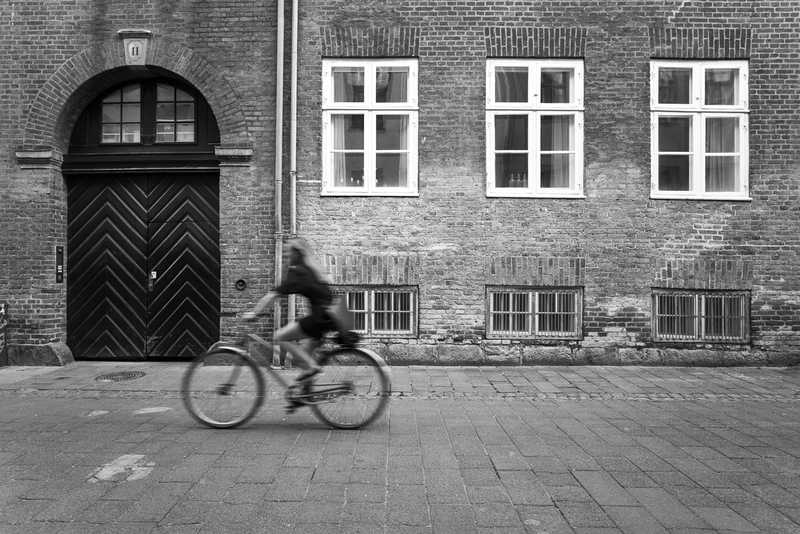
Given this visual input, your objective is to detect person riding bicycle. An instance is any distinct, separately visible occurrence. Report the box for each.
[242,236,340,389]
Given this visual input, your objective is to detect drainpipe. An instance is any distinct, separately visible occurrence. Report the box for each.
[288,0,299,324]
[273,0,286,366]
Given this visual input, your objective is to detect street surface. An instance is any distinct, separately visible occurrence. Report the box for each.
[1,362,800,533]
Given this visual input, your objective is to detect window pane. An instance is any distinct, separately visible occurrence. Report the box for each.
[156,123,175,143]
[122,103,140,123]
[347,292,367,331]
[657,294,696,338]
[157,84,174,101]
[376,67,408,103]
[333,153,364,187]
[176,123,195,142]
[658,68,692,104]
[705,156,739,192]
[333,67,365,103]
[376,115,408,150]
[121,124,140,143]
[658,117,691,152]
[495,115,528,151]
[376,154,408,188]
[176,88,193,102]
[706,117,738,153]
[705,69,738,106]
[102,123,120,143]
[103,89,121,103]
[511,293,528,332]
[176,103,194,121]
[495,155,528,188]
[704,295,744,339]
[491,292,528,333]
[492,293,510,332]
[541,115,573,151]
[659,155,691,191]
[122,85,141,102]
[495,67,528,103]
[157,103,174,121]
[102,104,120,123]
[541,154,573,189]
[332,114,364,150]
[541,69,572,104]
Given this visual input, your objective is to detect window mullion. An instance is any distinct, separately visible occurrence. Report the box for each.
[530,111,539,194]
[364,112,376,193]
[692,113,702,195]
[697,294,704,340]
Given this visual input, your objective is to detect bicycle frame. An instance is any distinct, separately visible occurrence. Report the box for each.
[242,332,356,405]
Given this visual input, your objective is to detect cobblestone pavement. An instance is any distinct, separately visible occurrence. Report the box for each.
[1,362,800,533]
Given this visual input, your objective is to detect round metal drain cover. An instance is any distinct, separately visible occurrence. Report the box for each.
[96,371,146,382]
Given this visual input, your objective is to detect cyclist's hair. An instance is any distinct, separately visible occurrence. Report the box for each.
[287,236,329,283]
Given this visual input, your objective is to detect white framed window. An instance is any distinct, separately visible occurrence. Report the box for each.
[486,59,584,198]
[650,60,749,200]
[322,59,419,196]
[486,286,582,339]
[652,289,750,342]
[333,286,417,336]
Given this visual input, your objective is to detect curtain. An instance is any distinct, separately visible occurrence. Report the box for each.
[540,115,573,188]
[333,68,364,103]
[705,69,737,106]
[332,115,364,187]
[376,67,407,103]
[705,117,738,192]
[495,67,527,103]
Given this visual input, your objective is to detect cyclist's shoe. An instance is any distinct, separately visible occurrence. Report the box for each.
[269,364,284,370]
[295,367,323,383]
[284,400,302,414]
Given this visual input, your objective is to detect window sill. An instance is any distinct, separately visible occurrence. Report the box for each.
[487,193,586,199]
[650,194,753,202]
[486,335,583,341]
[321,191,420,198]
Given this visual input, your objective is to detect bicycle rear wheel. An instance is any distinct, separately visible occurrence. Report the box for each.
[181,348,265,428]
[311,348,390,429]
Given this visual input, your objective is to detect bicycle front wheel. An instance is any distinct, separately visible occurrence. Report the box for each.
[181,349,265,428]
[311,348,390,430]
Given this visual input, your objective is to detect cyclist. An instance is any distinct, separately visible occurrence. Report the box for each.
[242,236,338,391]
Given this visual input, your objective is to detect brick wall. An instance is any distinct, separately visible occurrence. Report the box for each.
[292,0,800,365]
[1,0,280,359]
[2,0,798,366]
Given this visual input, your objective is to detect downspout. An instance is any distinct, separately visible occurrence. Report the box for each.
[273,0,285,366]
[288,0,299,324]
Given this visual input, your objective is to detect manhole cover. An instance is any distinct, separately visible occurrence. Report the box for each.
[95,371,146,382]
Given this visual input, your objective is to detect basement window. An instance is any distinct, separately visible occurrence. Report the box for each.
[652,289,750,342]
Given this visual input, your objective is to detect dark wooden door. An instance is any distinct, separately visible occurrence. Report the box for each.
[67,173,219,360]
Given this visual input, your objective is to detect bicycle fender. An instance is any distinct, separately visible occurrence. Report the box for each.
[207,345,249,357]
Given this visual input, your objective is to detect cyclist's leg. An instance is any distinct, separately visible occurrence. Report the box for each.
[274,321,321,373]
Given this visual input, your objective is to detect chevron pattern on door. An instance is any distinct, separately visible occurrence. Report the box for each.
[146,174,220,358]
[67,174,220,360]
[67,175,148,359]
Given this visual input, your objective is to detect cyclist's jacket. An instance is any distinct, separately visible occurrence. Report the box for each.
[274,263,333,321]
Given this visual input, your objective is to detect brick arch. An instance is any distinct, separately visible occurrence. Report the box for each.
[21,37,250,153]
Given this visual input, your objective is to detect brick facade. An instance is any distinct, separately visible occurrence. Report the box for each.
[294,0,800,365]
[1,0,798,366]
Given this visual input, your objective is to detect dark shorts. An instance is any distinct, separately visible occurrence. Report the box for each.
[298,306,336,339]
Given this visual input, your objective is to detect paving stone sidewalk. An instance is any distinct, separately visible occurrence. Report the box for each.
[1,362,800,533]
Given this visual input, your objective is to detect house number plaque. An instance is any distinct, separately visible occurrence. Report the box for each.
[118,29,152,66]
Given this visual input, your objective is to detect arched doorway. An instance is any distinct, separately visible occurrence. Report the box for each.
[63,78,222,360]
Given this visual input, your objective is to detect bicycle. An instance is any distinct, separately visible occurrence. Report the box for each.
[181,327,391,430]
